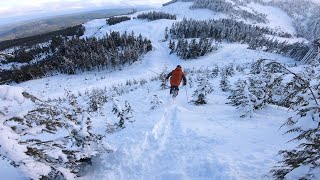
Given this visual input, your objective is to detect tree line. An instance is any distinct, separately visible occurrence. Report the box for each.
[137,11,176,21]
[163,0,320,41]
[168,18,308,60]
[0,31,152,84]
[107,16,131,25]
[168,38,217,59]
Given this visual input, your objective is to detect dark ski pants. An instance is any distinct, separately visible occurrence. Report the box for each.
[170,86,179,96]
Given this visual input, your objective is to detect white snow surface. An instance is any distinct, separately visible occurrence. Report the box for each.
[1,1,315,179]
[0,85,25,104]
[248,2,296,35]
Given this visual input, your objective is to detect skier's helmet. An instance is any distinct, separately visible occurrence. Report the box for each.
[177,65,181,68]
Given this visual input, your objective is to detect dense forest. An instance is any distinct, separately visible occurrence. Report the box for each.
[164,0,320,41]
[106,16,131,25]
[137,11,176,21]
[0,31,152,84]
[168,18,308,60]
[168,38,217,59]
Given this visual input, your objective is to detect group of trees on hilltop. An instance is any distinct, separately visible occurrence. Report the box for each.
[248,37,310,60]
[168,18,308,61]
[137,11,176,21]
[56,31,152,74]
[170,18,290,40]
[107,16,131,25]
[164,0,320,41]
[168,38,217,59]
[5,44,54,64]
[0,31,152,84]
[1,26,83,64]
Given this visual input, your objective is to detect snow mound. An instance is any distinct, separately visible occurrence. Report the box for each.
[0,85,25,104]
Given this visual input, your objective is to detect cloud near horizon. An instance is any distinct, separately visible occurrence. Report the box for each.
[0,0,168,18]
[1,0,320,25]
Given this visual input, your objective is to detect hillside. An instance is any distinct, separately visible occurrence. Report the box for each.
[0,0,319,180]
[0,8,135,42]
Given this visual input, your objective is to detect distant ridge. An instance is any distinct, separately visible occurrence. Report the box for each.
[0,8,136,42]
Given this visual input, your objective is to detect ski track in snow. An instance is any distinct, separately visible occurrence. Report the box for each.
[80,90,292,180]
[85,100,238,180]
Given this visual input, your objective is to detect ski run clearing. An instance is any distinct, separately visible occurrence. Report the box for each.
[0,1,316,180]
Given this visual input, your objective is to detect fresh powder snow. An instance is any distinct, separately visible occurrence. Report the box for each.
[0,1,316,179]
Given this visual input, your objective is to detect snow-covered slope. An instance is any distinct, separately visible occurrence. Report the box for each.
[1,1,317,179]
[248,2,296,34]
[76,79,294,180]
[20,1,297,98]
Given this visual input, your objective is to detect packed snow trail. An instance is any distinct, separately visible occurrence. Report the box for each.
[84,100,237,180]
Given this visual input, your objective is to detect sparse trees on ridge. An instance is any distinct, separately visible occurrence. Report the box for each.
[0,31,152,84]
[168,18,308,60]
[137,11,176,21]
[107,16,131,25]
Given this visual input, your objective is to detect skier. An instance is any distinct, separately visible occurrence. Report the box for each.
[166,65,187,97]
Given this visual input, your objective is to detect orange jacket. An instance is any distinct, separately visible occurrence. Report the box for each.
[166,67,187,86]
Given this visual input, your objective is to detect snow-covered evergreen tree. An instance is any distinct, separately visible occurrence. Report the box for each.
[87,88,108,113]
[110,98,133,130]
[227,79,254,118]
[150,95,162,110]
[210,65,219,78]
[192,75,214,105]
[269,63,320,180]
[220,73,231,92]
[0,87,112,179]
[188,76,194,88]
[160,64,169,89]
[241,59,320,179]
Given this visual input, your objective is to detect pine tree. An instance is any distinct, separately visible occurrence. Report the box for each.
[169,40,175,54]
[245,59,320,178]
[150,95,162,110]
[220,73,231,92]
[210,65,219,78]
[192,75,214,105]
[111,99,133,130]
[0,89,111,179]
[227,79,254,118]
[164,27,169,41]
[270,63,320,179]
[160,64,169,89]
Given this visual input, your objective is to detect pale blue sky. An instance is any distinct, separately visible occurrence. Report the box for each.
[1,0,320,26]
[0,0,168,25]
[1,0,320,18]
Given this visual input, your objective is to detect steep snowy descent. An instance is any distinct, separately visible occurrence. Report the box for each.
[1,0,319,179]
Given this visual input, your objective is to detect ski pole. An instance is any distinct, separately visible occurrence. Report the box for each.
[185,86,189,101]
[145,68,161,75]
